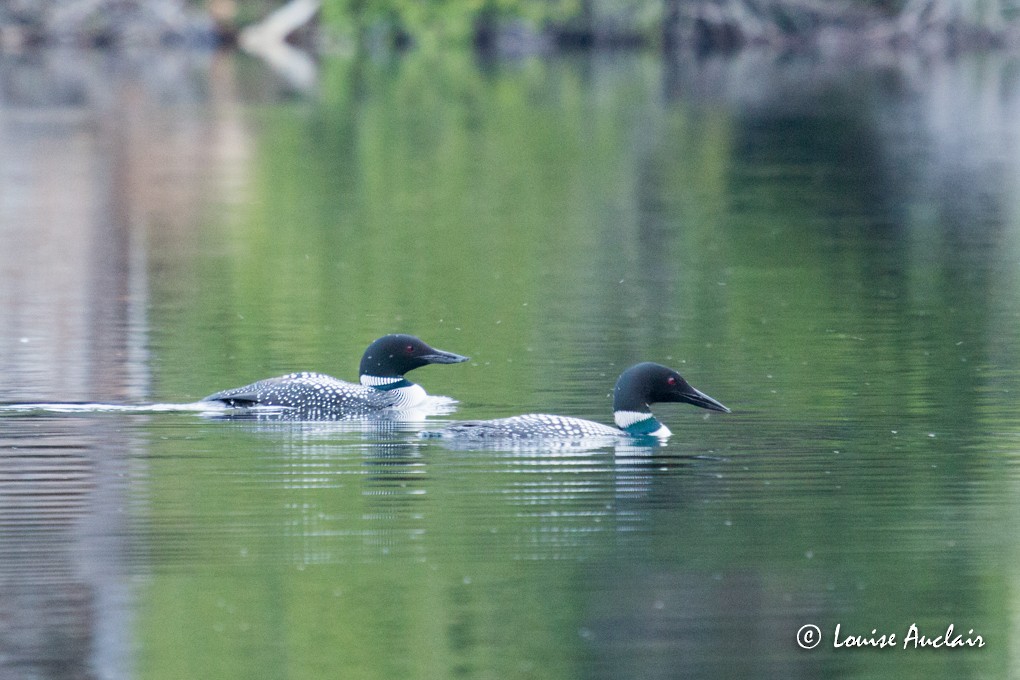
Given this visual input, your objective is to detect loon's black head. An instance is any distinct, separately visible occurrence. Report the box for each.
[612,362,730,415]
[359,334,469,379]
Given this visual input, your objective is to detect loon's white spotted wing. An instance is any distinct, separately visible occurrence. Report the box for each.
[203,372,402,419]
[431,413,624,439]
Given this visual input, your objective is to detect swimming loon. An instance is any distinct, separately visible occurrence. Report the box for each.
[202,334,469,419]
[426,362,728,440]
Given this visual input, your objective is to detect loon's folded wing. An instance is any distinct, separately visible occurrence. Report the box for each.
[201,373,339,408]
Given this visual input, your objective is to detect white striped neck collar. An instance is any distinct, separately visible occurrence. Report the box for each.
[360,375,414,391]
[614,411,672,438]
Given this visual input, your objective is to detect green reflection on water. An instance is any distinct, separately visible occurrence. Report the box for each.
[140,50,1020,679]
[154,51,742,415]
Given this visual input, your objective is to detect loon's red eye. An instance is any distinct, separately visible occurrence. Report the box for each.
[405,344,415,354]
[667,376,677,386]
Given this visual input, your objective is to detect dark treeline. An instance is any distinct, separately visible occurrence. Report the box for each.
[321,0,1020,54]
[1,0,1018,53]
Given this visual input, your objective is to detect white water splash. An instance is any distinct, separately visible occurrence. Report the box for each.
[0,401,226,415]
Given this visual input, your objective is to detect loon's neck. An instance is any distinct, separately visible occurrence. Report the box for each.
[614,410,672,438]
[360,375,414,391]
[360,375,428,408]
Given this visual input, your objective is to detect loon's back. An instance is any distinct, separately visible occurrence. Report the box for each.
[429,414,624,440]
[203,372,400,418]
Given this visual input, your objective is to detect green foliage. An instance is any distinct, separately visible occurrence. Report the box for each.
[313,0,1020,49]
[319,0,613,47]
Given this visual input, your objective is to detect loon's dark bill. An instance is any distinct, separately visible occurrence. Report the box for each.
[422,349,470,364]
[678,383,730,413]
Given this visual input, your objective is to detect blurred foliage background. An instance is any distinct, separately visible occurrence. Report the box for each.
[3,0,1020,51]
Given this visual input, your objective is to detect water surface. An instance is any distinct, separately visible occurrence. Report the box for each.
[1,47,1019,679]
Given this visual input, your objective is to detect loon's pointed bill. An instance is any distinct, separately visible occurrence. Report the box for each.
[676,382,730,413]
[421,348,470,364]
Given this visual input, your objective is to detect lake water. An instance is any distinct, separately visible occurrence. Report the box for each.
[2,46,1020,679]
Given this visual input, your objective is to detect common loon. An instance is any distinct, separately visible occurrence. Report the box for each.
[426,362,728,440]
[202,334,469,419]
